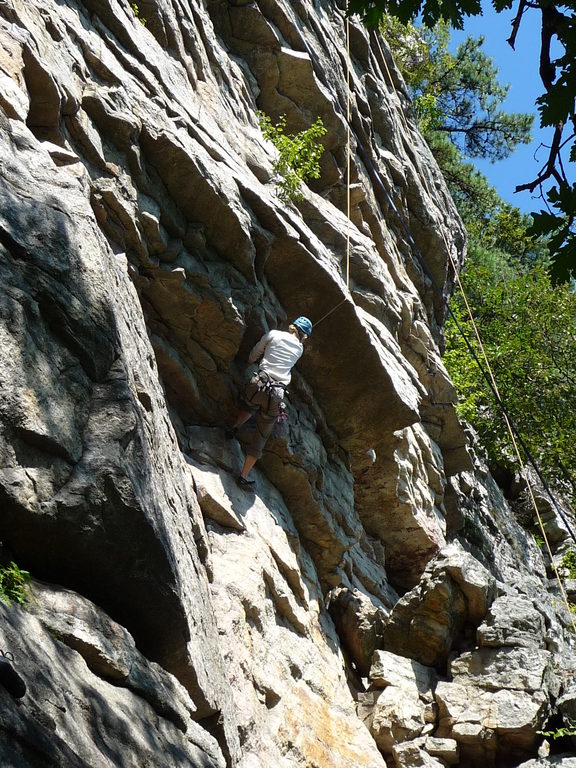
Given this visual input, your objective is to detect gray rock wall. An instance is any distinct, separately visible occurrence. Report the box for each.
[0,0,574,766]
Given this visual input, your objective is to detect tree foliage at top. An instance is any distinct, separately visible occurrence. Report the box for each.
[427,35,532,160]
[381,17,533,161]
[381,16,537,253]
[348,0,511,29]
[349,0,576,281]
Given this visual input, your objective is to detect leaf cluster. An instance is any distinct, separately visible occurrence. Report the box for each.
[257,112,326,203]
[348,0,512,30]
[561,548,576,579]
[131,3,146,25]
[0,561,31,605]
[444,254,576,500]
[538,717,576,740]
[530,188,576,283]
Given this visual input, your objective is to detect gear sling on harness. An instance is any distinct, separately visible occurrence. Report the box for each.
[243,370,287,459]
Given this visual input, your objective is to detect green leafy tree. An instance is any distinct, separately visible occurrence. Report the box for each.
[0,561,31,605]
[429,136,547,263]
[349,0,576,281]
[257,112,326,203]
[444,254,576,499]
[379,16,451,132]
[431,35,532,161]
[349,0,493,30]
[425,131,502,217]
[382,23,533,161]
[380,18,533,226]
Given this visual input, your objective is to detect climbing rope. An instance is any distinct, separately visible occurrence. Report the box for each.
[315,17,352,328]
[371,29,568,539]
[346,16,352,291]
[440,225,576,548]
[325,16,576,624]
[366,25,576,547]
[375,18,576,628]
[300,14,576,628]
[373,29,412,136]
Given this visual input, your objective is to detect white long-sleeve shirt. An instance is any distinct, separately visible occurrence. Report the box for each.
[248,330,303,385]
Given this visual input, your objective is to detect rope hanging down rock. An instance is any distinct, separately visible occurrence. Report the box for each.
[360,23,576,551]
[316,18,576,625]
[315,17,352,329]
[279,16,576,594]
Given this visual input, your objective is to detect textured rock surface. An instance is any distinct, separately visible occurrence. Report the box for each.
[0,0,575,766]
[379,541,496,668]
[363,651,437,755]
[0,594,226,768]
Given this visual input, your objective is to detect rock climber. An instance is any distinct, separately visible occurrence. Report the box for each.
[226,316,313,489]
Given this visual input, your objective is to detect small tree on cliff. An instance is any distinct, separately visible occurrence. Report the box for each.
[257,112,326,203]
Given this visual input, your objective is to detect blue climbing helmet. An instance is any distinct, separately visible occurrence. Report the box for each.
[293,316,313,337]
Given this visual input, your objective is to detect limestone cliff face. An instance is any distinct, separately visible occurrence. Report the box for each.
[0,1,575,767]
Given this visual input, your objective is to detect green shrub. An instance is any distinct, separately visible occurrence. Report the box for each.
[539,717,576,740]
[257,112,326,203]
[0,561,31,605]
[562,549,576,579]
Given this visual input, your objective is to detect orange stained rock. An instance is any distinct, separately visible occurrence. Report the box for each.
[278,684,384,767]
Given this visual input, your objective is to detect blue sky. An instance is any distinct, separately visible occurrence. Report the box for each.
[450,3,549,214]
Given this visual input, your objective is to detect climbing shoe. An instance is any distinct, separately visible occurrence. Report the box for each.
[224,427,238,440]
[236,475,255,491]
[0,651,26,699]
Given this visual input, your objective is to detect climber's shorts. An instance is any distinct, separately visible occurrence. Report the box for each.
[242,371,285,459]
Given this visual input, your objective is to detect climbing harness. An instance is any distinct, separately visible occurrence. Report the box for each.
[277,400,287,425]
[246,370,287,418]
